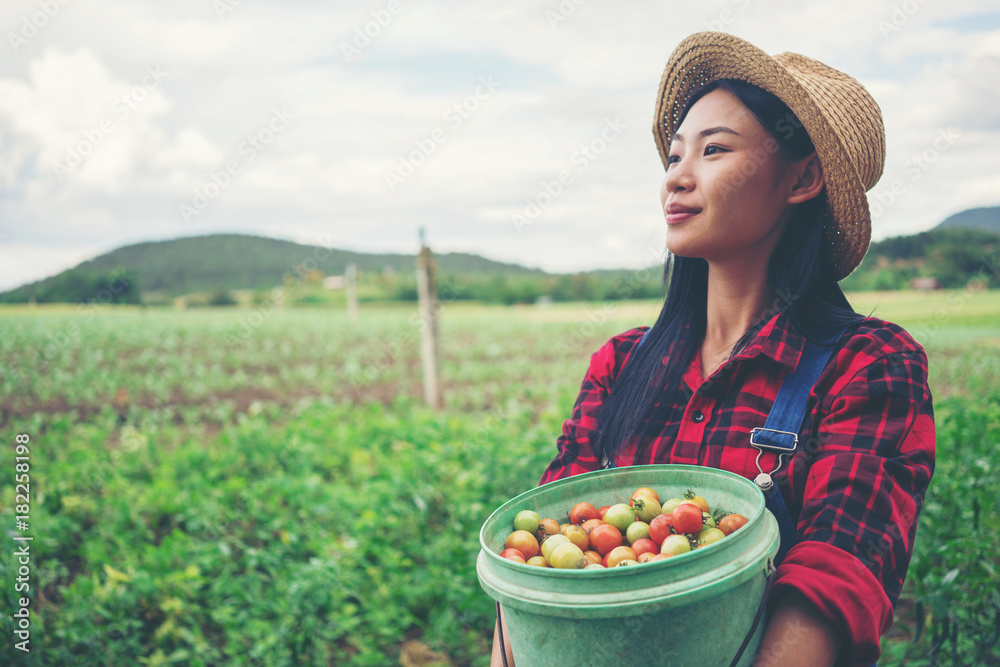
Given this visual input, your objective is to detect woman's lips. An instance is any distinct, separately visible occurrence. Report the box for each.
[666,210,699,224]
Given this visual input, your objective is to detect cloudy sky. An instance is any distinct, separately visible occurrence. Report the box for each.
[0,1,998,291]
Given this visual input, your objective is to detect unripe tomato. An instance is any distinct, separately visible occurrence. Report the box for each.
[683,490,710,513]
[581,518,604,534]
[631,538,658,559]
[570,502,599,525]
[719,513,749,536]
[549,542,586,569]
[631,487,662,505]
[564,524,590,551]
[540,533,570,561]
[604,504,635,532]
[650,553,671,562]
[589,524,623,555]
[505,530,539,559]
[661,534,691,556]
[625,521,650,545]
[701,512,716,529]
[604,546,636,568]
[696,527,726,548]
[583,550,603,565]
[514,510,541,533]
[649,514,673,546]
[584,563,605,570]
[559,523,571,534]
[526,556,550,567]
[630,495,662,523]
[661,497,685,515]
[637,552,656,564]
[615,559,639,567]
[671,504,703,535]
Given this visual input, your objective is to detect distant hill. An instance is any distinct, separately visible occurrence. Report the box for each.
[0,234,547,302]
[934,206,1000,234]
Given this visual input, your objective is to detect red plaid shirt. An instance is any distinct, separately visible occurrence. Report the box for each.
[540,311,935,666]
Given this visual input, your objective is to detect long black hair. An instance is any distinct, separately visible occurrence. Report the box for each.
[592,79,864,466]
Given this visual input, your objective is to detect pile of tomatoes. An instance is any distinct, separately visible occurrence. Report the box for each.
[499,487,749,569]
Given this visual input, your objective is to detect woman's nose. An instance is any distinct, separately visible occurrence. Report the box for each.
[664,156,694,193]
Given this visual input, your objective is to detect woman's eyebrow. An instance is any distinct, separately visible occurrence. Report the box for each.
[671,126,741,143]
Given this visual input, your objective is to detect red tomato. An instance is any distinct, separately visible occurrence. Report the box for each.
[581,518,605,534]
[598,505,611,520]
[500,548,525,560]
[589,524,623,556]
[603,546,636,568]
[630,538,658,558]
[570,502,599,525]
[631,487,662,505]
[648,514,674,546]
[719,513,749,536]
[671,504,704,535]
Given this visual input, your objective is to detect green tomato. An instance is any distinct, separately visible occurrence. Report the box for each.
[631,495,662,523]
[660,534,691,556]
[603,504,636,532]
[696,528,727,547]
[702,512,716,529]
[513,510,541,533]
[614,559,640,567]
[583,563,605,570]
[540,533,570,562]
[549,542,586,569]
[661,497,685,515]
[625,521,650,545]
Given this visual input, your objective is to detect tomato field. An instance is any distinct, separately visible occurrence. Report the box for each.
[1,291,999,665]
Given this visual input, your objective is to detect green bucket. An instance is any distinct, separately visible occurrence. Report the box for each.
[477,464,779,666]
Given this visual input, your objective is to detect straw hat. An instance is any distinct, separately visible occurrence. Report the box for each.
[653,32,886,281]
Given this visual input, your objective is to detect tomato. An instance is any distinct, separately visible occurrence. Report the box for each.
[625,521,650,545]
[584,563,605,570]
[650,553,671,562]
[549,542,586,569]
[540,533,570,562]
[581,518,605,534]
[701,512,716,529]
[503,553,526,564]
[615,559,639,567]
[526,556,550,567]
[570,502,599,525]
[500,548,525,560]
[604,546,637,568]
[631,538,658,559]
[671,504,704,535]
[683,490,710,513]
[559,522,572,534]
[630,495,662,523]
[564,524,590,551]
[598,505,611,520]
[505,530,539,559]
[660,534,692,556]
[514,510,541,533]
[538,518,561,538]
[719,513,749,536]
[696,527,726,548]
[603,504,636,532]
[631,487,662,504]
[660,497,685,515]
[589,524,623,555]
[637,552,656,564]
[583,550,603,565]
[648,514,673,546]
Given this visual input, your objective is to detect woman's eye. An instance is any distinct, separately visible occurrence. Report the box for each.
[666,155,679,165]
[705,145,725,155]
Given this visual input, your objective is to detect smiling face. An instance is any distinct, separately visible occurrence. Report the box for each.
[659,87,807,268]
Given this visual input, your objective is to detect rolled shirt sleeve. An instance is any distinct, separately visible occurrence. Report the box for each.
[770,341,936,666]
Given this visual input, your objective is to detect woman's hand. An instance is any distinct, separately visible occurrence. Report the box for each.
[490,604,515,667]
[754,589,843,666]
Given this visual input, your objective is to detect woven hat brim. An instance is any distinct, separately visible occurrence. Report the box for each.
[652,32,873,281]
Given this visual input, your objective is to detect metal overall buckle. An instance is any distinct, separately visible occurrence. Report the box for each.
[749,428,798,490]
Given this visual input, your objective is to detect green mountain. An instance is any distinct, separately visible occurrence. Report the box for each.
[934,206,1000,234]
[0,234,546,303]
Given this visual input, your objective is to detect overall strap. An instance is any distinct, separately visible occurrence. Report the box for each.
[752,324,847,566]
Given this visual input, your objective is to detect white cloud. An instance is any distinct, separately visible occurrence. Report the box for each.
[0,0,997,290]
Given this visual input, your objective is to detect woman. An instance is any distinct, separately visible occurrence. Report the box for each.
[493,32,935,667]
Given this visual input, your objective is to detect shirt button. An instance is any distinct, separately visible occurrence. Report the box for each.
[692,410,705,423]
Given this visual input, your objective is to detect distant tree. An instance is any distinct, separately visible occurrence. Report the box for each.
[208,290,237,306]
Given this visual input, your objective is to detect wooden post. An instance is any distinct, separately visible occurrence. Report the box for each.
[416,244,442,409]
[345,262,359,323]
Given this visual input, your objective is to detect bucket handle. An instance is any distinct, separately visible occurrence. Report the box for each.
[495,601,510,667]
[728,559,777,667]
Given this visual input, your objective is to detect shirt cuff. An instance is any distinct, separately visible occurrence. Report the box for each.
[768,541,893,667]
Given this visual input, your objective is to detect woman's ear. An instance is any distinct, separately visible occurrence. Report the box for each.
[786,152,825,206]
